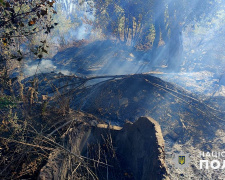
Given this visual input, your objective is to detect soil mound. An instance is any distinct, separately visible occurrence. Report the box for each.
[39,117,169,180]
[71,74,225,147]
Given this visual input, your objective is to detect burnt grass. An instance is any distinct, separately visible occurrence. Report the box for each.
[52,40,150,76]
[70,74,225,148]
[2,72,225,179]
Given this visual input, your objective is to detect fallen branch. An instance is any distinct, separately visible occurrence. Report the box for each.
[0,137,54,151]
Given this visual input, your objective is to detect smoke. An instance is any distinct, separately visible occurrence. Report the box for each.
[182,1,225,73]
[30,0,224,96]
[55,0,95,41]
[71,23,92,40]
[24,60,56,76]
[23,59,72,77]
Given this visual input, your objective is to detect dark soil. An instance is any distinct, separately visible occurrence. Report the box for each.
[70,74,225,148]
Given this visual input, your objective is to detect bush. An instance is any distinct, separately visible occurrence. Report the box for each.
[0,96,16,109]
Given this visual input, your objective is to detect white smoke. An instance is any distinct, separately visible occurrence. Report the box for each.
[24,60,57,76]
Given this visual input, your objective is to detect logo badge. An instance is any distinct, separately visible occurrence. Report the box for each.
[179,156,185,165]
[173,151,190,169]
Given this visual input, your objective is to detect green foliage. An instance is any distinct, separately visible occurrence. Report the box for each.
[147,24,156,45]
[0,0,57,62]
[0,96,16,109]
[41,101,48,115]
[92,0,217,50]
[7,109,22,133]
[93,0,163,47]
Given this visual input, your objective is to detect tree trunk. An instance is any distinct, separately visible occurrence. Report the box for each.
[167,22,183,71]
[150,9,166,67]
[167,2,183,71]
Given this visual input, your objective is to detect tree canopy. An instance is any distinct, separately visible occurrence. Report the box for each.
[91,0,217,70]
[0,0,57,62]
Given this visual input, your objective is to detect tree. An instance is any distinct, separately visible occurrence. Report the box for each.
[92,0,217,71]
[0,0,57,76]
[164,0,217,70]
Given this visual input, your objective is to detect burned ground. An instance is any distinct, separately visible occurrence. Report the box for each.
[2,71,225,179]
[20,72,225,148]
[52,40,151,76]
[69,74,225,148]
[39,117,169,180]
